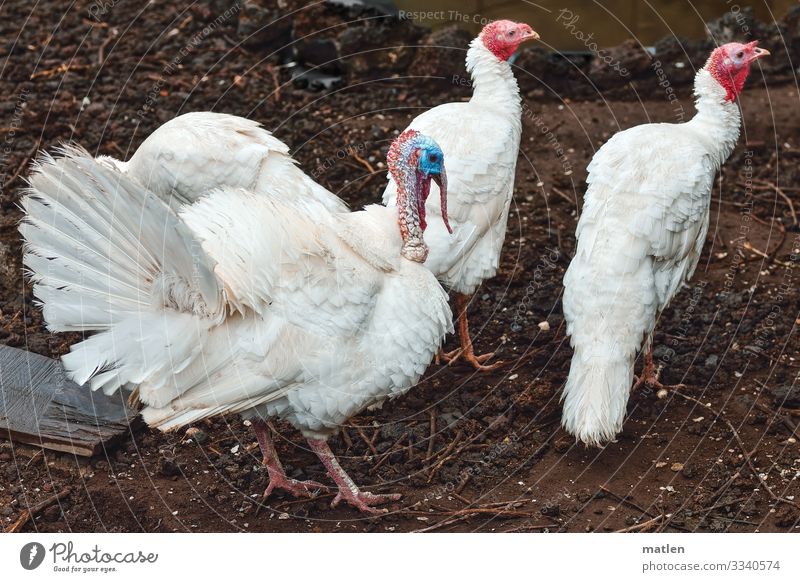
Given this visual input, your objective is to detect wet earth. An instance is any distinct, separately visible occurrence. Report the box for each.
[1,1,799,533]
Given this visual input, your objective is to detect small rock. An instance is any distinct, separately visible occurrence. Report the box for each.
[296,38,340,74]
[185,427,208,444]
[704,354,719,368]
[671,462,684,472]
[553,437,572,454]
[537,321,550,331]
[237,0,293,54]
[158,455,181,477]
[540,500,560,517]
[589,39,651,88]
[43,505,62,522]
[771,384,800,409]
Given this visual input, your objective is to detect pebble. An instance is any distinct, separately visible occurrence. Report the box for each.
[158,456,181,477]
[185,427,208,444]
[43,505,62,522]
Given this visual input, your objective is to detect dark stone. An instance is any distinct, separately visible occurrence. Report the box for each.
[296,38,341,74]
[516,48,590,97]
[771,384,800,409]
[42,504,62,522]
[185,427,208,444]
[337,19,425,79]
[705,6,769,44]
[237,0,293,55]
[652,36,713,86]
[589,39,651,89]
[158,455,181,477]
[553,436,572,454]
[540,499,560,517]
[407,25,473,85]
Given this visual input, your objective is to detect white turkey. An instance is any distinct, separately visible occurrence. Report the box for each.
[383,19,539,370]
[99,111,348,213]
[562,41,769,446]
[21,129,452,513]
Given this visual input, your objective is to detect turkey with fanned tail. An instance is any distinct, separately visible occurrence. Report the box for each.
[20,129,452,514]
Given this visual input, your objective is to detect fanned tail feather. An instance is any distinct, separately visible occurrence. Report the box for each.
[20,146,223,404]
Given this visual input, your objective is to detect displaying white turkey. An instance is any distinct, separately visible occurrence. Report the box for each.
[562,41,769,446]
[383,19,539,370]
[21,129,452,514]
[99,111,348,213]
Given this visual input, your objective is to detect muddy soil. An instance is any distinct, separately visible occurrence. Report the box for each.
[1,1,799,533]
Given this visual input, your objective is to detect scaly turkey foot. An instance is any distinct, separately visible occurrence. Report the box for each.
[632,348,685,393]
[252,419,329,507]
[331,490,402,515]
[307,438,401,516]
[263,471,329,502]
[439,293,504,371]
[441,346,503,371]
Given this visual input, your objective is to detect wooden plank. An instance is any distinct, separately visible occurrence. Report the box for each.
[0,345,139,456]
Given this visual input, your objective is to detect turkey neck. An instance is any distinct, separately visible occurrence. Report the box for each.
[394,162,429,263]
[465,38,522,119]
[689,69,742,165]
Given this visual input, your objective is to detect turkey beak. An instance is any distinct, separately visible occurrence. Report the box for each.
[750,47,770,61]
[518,24,539,43]
[433,169,452,234]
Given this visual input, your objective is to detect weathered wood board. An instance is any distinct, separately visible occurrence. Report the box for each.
[0,345,139,456]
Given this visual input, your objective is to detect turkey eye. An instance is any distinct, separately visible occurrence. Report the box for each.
[508,30,515,37]
[736,51,744,59]
[429,154,438,162]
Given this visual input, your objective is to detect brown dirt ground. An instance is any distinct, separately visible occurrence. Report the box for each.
[1,1,799,533]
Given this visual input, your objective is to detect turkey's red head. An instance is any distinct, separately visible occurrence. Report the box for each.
[480,20,539,62]
[706,41,770,101]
